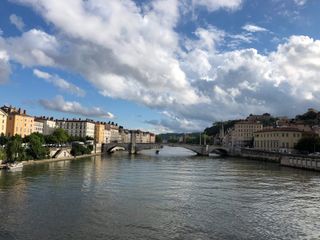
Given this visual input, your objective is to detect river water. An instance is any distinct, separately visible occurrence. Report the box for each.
[0,147,319,240]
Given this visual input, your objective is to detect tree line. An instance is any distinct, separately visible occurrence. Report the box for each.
[0,128,94,163]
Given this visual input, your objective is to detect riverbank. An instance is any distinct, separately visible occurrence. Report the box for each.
[21,152,102,166]
[238,148,320,172]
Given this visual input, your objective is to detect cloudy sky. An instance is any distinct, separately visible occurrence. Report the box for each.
[0,0,320,133]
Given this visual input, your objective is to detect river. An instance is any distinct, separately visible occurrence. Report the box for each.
[0,147,319,240]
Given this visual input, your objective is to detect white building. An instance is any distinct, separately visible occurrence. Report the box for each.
[106,124,119,143]
[35,117,57,135]
[33,120,44,134]
[0,109,7,136]
[56,119,95,138]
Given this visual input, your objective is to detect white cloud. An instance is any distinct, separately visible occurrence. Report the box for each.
[9,14,25,31]
[0,50,11,83]
[4,1,320,132]
[39,95,114,119]
[192,0,243,11]
[5,29,58,67]
[294,0,308,6]
[33,69,85,97]
[242,24,268,33]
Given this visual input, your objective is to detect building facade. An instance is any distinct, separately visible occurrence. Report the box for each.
[0,109,7,136]
[56,119,95,139]
[95,123,106,144]
[35,117,57,135]
[253,128,312,153]
[1,106,34,138]
[33,120,44,134]
[231,121,263,148]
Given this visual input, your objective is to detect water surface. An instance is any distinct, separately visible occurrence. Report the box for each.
[0,147,319,240]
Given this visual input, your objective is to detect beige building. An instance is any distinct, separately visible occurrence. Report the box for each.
[56,119,95,139]
[0,109,7,136]
[231,121,263,148]
[253,127,313,152]
[95,123,106,144]
[1,106,34,138]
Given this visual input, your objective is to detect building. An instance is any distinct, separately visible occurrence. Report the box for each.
[95,123,106,144]
[35,117,57,135]
[33,120,44,134]
[108,124,119,143]
[149,133,156,143]
[105,127,111,144]
[253,127,313,153]
[56,119,95,139]
[231,121,263,148]
[0,109,7,136]
[1,106,34,138]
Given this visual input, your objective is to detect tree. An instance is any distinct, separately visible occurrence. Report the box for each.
[0,133,8,146]
[71,144,91,156]
[0,147,6,161]
[52,128,69,144]
[155,135,162,143]
[295,136,320,153]
[26,133,48,160]
[5,135,26,163]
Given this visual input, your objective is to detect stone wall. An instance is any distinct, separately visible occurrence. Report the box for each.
[280,156,320,171]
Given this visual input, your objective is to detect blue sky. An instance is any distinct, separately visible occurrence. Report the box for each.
[0,0,320,133]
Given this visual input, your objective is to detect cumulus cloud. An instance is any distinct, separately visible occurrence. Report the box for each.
[242,24,268,33]
[33,69,85,97]
[3,0,320,132]
[9,14,25,31]
[192,0,243,11]
[39,95,114,119]
[0,50,11,83]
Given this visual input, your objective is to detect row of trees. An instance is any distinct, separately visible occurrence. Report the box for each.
[0,129,94,163]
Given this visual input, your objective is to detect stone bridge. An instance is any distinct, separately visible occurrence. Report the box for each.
[103,143,228,156]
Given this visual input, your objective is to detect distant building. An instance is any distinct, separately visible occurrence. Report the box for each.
[35,117,57,135]
[149,133,156,143]
[107,124,119,143]
[56,119,95,138]
[0,108,7,136]
[95,122,106,144]
[33,120,44,134]
[1,106,34,138]
[253,127,314,153]
[231,121,263,148]
[246,113,271,122]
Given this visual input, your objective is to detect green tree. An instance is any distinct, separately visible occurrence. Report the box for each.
[52,128,69,144]
[0,133,8,146]
[155,135,162,143]
[5,135,26,163]
[295,136,320,153]
[26,133,48,160]
[71,144,91,156]
[0,147,6,161]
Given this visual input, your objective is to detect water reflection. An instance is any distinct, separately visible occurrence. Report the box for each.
[0,149,319,240]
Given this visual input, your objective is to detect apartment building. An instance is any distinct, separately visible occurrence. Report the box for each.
[0,109,7,135]
[231,121,263,148]
[95,122,106,144]
[56,119,95,139]
[106,124,119,143]
[33,120,44,134]
[1,106,34,138]
[253,127,313,152]
[35,117,57,135]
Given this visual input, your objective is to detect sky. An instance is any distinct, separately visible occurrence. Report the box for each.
[0,0,320,133]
